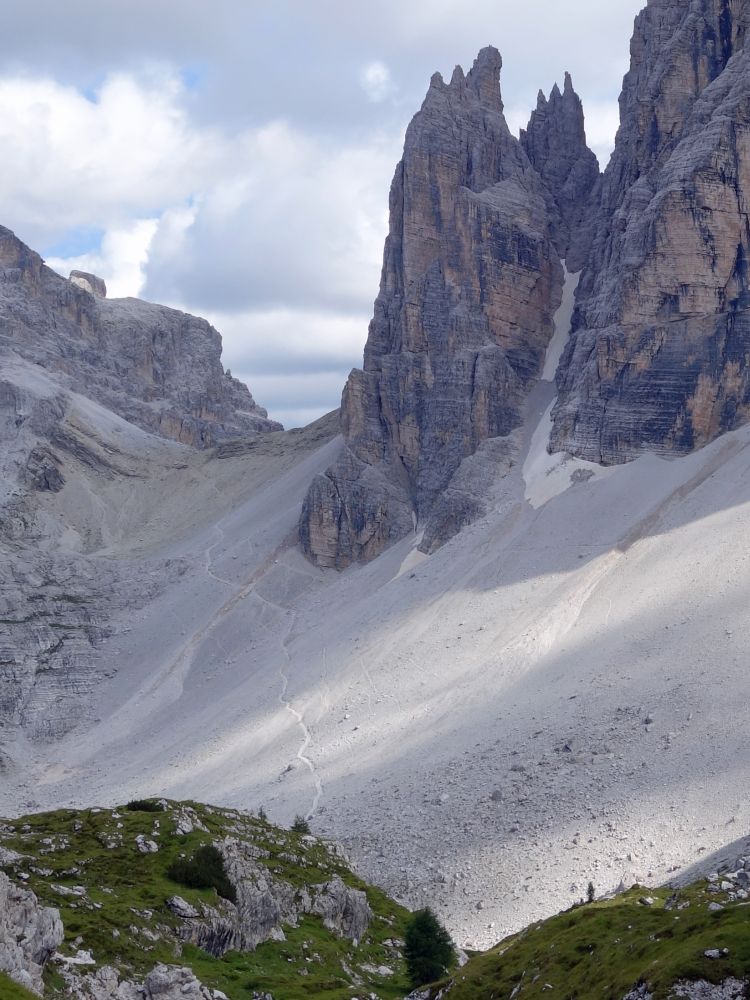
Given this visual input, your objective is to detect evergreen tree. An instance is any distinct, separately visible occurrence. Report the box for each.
[404,907,457,987]
[291,814,311,834]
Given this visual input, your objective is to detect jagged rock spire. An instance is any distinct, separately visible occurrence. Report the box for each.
[466,45,504,110]
[520,72,600,270]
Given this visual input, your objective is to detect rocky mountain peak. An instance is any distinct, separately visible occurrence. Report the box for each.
[300,45,579,568]
[466,44,504,110]
[426,46,503,113]
[520,72,601,269]
[302,0,750,567]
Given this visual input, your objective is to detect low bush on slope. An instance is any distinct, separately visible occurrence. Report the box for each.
[166,843,237,902]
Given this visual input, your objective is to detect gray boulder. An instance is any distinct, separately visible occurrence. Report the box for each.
[69,270,107,299]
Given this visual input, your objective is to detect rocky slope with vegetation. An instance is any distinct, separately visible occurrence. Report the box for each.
[3,801,750,1000]
[412,849,750,999]
[0,800,411,1000]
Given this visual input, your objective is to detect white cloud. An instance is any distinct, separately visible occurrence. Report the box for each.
[0,0,647,428]
[191,308,369,429]
[142,120,397,314]
[360,61,396,103]
[0,72,220,247]
[582,100,623,169]
[242,371,351,430]
[46,218,158,299]
[204,308,369,376]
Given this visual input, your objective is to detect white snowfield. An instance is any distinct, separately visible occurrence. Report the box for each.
[4,281,750,950]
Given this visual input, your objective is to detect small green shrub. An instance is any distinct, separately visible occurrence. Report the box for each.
[125,799,165,813]
[166,844,236,903]
[291,815,311,834]
[404,907,457,987]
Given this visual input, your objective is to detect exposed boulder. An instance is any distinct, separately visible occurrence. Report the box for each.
[69,271,107,299]
[174,837,372,956]
[64,963,227,1000]
[309,874,372,944]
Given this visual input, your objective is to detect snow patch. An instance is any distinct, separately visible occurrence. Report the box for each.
[524,264,613,508]
[395,534,429,579]
[542,267,580,381]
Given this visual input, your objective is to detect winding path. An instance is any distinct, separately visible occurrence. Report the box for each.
[278,614,325,820]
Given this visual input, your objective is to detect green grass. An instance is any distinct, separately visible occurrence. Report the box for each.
[425,885,750,999]
[0,972,38,1000]
[0,801,411,1000]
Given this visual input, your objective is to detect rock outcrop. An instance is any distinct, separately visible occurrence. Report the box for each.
[69,271,107,300]
[301,49,599,567]
[0,803,404,1000]
[176,837,372,955]
[623,980,748,999]
[0,226,279,448]
[63,963,229,1000]
[0,872,63,994]
[0,361,193,744]
[551,0,750,463]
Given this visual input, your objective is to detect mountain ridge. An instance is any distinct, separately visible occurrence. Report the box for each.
[2,0,750,974]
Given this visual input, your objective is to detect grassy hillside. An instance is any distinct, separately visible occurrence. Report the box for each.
[421,881,750,999]
[0,801,411,999]
[0,973,39,1000]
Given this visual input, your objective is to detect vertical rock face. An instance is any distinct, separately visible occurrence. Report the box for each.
[552,0,750,463]
[0,226,280,447]
[302,49,599,568]
[521,73,601,271]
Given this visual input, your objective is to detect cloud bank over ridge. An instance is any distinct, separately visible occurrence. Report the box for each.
[0,0,643,428]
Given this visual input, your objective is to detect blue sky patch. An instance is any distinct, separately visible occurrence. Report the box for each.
[43,225,105,259]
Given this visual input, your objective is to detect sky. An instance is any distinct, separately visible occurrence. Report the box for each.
[0,0,644,429]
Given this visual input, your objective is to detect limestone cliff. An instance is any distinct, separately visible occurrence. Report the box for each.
[0,226,280,448]
[301,50,599,568]
[0,225,283,746]
[552,0,750,462]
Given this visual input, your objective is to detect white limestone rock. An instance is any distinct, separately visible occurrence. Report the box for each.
[0,871,63,994]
